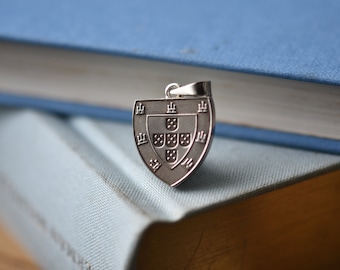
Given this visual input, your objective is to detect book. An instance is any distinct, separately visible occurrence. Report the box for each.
[0,109,340,269]
[0,0,340,154]
[2,171,340,270]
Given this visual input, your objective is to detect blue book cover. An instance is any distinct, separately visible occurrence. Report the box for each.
[0,0,339,154]
[1,0,340,84]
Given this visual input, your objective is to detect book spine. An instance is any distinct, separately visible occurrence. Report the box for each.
[0,110,152,270]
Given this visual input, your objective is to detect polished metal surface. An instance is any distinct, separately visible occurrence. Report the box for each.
[133,81,215,186]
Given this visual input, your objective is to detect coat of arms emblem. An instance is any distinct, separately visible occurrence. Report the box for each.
[133,81,215,186]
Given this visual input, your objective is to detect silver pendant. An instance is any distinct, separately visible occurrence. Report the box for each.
[133,81,215,186]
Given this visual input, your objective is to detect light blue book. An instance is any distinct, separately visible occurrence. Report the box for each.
[0,109,340,269]
[0,0,340,154]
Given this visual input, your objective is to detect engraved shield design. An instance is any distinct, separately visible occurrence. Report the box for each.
[133,97,214,186]
[147,114,197,169]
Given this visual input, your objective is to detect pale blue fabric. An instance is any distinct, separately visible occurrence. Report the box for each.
[0,0,340,84]
[0,110,340,269]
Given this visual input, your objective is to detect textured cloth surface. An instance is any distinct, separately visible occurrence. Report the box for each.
[1,110,340,270]
[0,110,151,270]
[70,117,340,219]
[0,0,340,84]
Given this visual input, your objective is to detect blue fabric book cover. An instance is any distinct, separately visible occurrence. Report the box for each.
[1,0,340,84]
[0,0,339,154]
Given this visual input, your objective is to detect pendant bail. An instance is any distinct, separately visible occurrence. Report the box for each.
[165,81,211,99]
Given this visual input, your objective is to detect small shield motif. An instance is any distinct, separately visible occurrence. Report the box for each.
[133,82,215,186]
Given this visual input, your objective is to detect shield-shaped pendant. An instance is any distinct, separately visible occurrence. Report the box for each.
[133,81,215,186]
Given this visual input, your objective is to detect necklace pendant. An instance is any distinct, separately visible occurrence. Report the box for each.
[133,81,215,187]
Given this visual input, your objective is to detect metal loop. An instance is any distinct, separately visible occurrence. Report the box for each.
[165,81,211,98]
[165,83,180,98]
